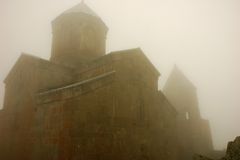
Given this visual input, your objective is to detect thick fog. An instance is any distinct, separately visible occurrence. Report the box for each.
[0,0,239,150]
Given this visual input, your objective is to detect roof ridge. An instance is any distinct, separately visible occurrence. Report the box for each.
[63,2,99,17]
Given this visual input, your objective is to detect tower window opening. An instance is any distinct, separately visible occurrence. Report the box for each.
[185,112,189,120]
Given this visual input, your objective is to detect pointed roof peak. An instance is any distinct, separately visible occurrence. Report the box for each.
[63,1,98,17]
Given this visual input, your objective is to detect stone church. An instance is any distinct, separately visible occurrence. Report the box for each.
[0,2,179,160]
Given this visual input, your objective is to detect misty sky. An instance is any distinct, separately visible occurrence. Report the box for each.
[0,0,239,150]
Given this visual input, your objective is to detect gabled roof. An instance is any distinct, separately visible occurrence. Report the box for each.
[4,54,36,83]
[52,1,108,33]
[52,1,108,30]
[164,65,197,91]
[63,1,99,17]
[4,53,73,84]
[163,65,199,113]
[110,48,161,77]
[74,48,160,77]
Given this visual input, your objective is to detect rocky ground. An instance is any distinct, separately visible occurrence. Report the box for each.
[193,136,240,160]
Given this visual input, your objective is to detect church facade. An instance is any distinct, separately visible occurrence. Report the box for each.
[0,2,179,160]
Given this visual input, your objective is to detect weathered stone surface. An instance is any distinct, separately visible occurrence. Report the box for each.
[193,136,240,160]
[0,2,180,160]
[223,136,240,160]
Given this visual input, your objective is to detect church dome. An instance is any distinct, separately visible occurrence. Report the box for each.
[50,1,108,68]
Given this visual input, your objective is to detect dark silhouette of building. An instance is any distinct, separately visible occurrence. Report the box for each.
[0,2,179,160]
[163,66,214,160]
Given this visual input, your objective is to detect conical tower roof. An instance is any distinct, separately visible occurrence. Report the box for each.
[63,1,98,17]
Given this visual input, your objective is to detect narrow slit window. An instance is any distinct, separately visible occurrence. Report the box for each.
[185,112,189,120]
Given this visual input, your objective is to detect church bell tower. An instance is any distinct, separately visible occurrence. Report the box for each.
[50,2,108,67]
